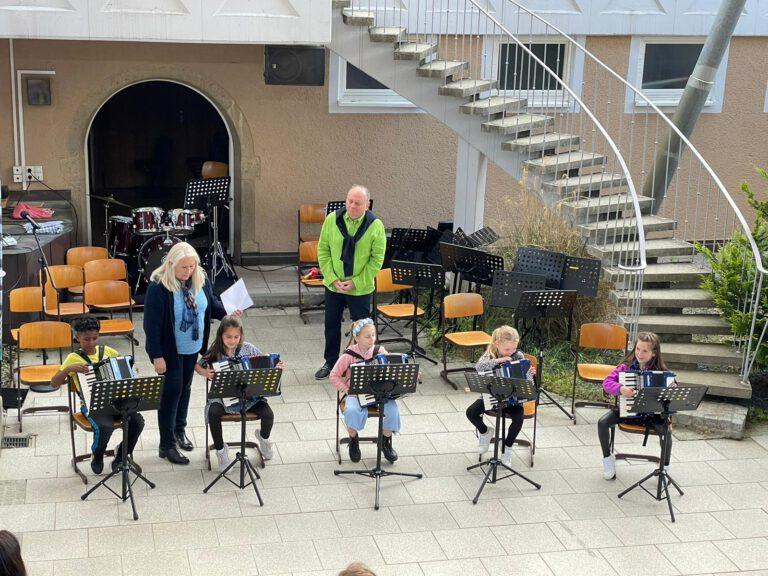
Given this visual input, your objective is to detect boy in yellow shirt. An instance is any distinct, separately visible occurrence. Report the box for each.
[51,315,145,475]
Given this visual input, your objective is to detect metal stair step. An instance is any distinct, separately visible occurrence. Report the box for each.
[502,132,580,154]
[524,151,605,174]
[637,314,732,335]
[369,27,406,42]
[481,114,554,135]
[563,193,653,220]
[663,342,742,368]
[542,173,628,196]
[460,96,527,116]
[588,238,694,262]
[674,370,751,399]
[611,288,714,309]
[341,8,374,26]
[579,215,677,241]
[604,263,708,284]
[439,78,496,97]
[416,60,468,78]
[394,43,438,60]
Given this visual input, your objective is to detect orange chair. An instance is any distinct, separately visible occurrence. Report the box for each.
[335,392,380,464]
[66,246,108,295]
[611,421,662,465]
[84,258,128,284]
[9,286,44,344]
[202,161,228,179]
[373,268,421,347]
[68,381,119,483]
[297,203,326,244]
[83,280,136,356]
[15,321,72,430]
[297,240,325,322]
[571,323,628,423]
[440,293,492,389]
[41,265,88,320]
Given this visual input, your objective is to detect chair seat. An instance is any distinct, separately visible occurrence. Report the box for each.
[445,331,492,347]
[339,396,380,416]
[619,421,658,435]
[377,303,423,319]
[577,363,615,382]
[45,302,89,317]
[10,328,18,342]
[487,399,536,419]
[301,278,324,287]
[99,319,134,334]
[69,285,84,295]
[89,300,136,310]
[73,412,122,431]
[221,413,260,422]
[20,364,61,384]
[299,234,320,243]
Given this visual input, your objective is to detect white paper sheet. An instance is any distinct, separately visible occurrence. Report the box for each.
[220,278,254,315]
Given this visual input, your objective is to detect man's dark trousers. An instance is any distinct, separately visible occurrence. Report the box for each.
[323,288,372,367]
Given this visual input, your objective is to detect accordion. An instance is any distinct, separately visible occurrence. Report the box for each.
[76,355,135,411]
[353,353,411,406]
[618,370,676,418]
[495,358,531,380]
[212,354,281,372]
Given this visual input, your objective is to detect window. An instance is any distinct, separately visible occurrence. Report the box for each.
[329,56,418,113]
[641,43,702,90]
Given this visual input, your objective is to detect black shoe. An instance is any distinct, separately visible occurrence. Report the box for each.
[315,363,332,380]
[91,452,104,475]
[174,431,194,452]
[348,436,361,463]
[159,446,190,465]
[382,435,398,463]
[112,456,143,474]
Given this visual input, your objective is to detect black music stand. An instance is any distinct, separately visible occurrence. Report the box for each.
[465,373,540,503]
[334,363,421,510]
[388,227,443,264]
[390,260,445,364]
[80,376,164,521]
[203,368,282,501]
[490,270,548,310]
[466,226,500,248]
[514,246,566,289]
[562,255,602,297]
[439,242,504,294]
[326,199,373,214]
[618,385,706,522]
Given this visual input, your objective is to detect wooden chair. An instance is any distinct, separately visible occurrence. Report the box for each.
[67,380,118,484]
[571,323,628,423]
[66,246,108,295]
[202,161,228,179]
[297,203,326,244]
[335,391,381,465]
[297,240,325,322]
[83,280,136,356]
[5,287,43,423]
[440,293,492,389]
[84,258,128,284]
[611,421,661,464]
[41,265,88,320]
[373,268,421,347]
[15,321,72,431]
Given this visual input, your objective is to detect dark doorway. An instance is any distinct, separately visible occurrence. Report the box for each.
[87,81,230,279]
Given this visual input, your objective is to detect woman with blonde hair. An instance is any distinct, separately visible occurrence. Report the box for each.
[143,242,230,464]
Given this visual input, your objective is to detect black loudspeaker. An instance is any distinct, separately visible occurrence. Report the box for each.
[264,46,326,86]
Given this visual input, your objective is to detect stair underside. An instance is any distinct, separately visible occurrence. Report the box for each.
[439,79,496,97]
[524,151,605,174]
[461,96,526,115]
[503,132,580,153]
[482,114,554,135]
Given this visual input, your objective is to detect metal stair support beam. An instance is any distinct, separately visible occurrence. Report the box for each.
[453,138,487,234]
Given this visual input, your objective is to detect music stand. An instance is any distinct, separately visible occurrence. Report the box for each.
[490,270,548,310]
[326,199,373,214]
[618,385,706,522]
[390,260,445,364]
[80,376,164,521]
[466,226,500,248]
[203,368,282,501]
[561,255,602,297]
[439,242,504,294]
[514,247,566,289]
[184,177,237,284]
[465,373,541,503]
[334,363,422,510]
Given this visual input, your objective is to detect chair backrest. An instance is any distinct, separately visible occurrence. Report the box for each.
[202,161,228,179]
[18,321,72,350]
[66,246,108,268]
[10,287,43,313]
[84,280,132,308]
[298,204,327,225]
[299,241,319,264]
[42,265,85,290]
[578,323,628,352]
[376,268,411,293]
[84,258,127,283]
[443,293,484,320]
[523,352,539,371]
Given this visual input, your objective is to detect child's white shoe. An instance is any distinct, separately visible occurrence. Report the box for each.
[216,444,232,471]
[602,454,616,480]
[478,427,494,455]
[500,448,513,467]
[256,429,274,460]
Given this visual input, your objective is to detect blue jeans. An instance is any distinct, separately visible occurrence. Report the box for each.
[344,395,401,433]
[323,288,371,366]
[157,353,198,450]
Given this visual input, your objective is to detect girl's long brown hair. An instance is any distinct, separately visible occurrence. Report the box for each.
[622,331,667,370]
[205,315,244,361]
[0,530,26,576]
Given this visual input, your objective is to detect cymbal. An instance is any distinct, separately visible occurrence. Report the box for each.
[90,194,134,209]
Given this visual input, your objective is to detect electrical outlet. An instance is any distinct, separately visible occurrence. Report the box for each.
[26,166,43,181]
[12,165,23,183]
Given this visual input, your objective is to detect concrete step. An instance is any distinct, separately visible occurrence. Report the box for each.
[417,60,468,78]
[605,263,708,284]
[579,215,677,242]
[524,151,605,175]
[341,8,374,26]
[563,193,653,222]
[674,371,750,400]
[611,288,714,309]
[542,173,628,196]
[588,238,694,263]
[394,43,438,61]
[663,342,742,368]
[369,27,406,42]
[502,132,580,154]
[332,0,351,7]
[481,114,554,136]
[439,78,496,97]
[673,398,748,438]
[460,96,527,116]
[637,314,732,335]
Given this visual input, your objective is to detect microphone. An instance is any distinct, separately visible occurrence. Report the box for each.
[20,210,41,230]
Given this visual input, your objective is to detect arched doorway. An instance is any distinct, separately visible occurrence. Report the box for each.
[85,80,232,284]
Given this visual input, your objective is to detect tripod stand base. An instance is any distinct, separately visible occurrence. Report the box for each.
[334,467,422,510]
[617,467,683,522]
[467,457,540,504]
[203,451,264,505]
[81,462,155,521]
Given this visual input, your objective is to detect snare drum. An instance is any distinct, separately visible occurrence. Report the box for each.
[107,216,134,256]
[132,207,164,235]
[138,234,182,279]
[169,208,205,235]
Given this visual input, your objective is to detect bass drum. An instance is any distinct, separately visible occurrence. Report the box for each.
[138,234,182,280]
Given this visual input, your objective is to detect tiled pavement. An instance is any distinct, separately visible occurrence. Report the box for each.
[3,307,768,576]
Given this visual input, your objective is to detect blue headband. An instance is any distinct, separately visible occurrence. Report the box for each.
[352,318,374,336]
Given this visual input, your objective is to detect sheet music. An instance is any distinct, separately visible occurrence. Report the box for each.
[220,279,254,315]
[76,355,135,412]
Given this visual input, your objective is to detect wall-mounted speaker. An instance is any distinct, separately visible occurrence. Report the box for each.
[264,46,326,86]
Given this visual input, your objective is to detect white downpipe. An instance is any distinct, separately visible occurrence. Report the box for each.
[9,40,19,166]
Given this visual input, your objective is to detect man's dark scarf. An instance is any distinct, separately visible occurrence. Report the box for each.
[335,207,378,278]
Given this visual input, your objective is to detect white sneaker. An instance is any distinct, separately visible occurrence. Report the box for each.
[478,427,495,455]
[603,454,616,480]
[256,429,274,460]
[500,449,513,467]
[216,444,232,471]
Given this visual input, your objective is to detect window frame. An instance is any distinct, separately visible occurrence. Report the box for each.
[329,55,419,114]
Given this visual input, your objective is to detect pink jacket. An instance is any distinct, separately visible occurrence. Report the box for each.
[330,343,389,393]
[603,363,631,397]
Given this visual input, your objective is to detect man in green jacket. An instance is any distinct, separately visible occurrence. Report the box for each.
[314,185,386,379]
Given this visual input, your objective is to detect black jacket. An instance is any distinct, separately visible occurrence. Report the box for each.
[143,279,226,361]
